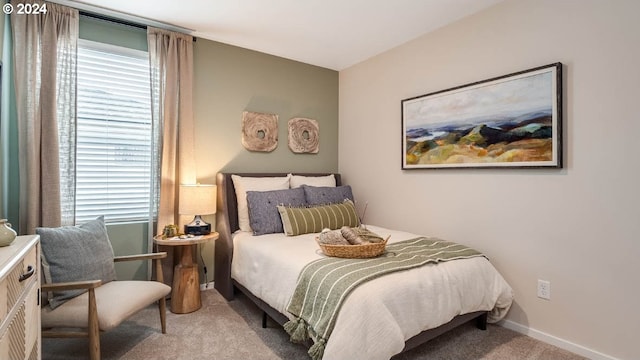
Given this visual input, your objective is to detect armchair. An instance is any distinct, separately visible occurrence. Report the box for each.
[40,252,171,360]
[36,217,171,360]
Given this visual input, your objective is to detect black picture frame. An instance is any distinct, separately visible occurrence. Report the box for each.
[401,63,563,169]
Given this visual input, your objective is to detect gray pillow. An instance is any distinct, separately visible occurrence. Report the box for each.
[247,188,307,235]
[302,185,354,206]
[36,216,116,309]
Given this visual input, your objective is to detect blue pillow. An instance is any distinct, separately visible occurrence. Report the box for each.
[302,185,354,206]
[247,188,307,235]
[36,216,116,309]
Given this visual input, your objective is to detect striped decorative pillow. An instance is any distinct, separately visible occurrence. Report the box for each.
[277,200,360,236]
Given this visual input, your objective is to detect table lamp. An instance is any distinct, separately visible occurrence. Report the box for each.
[179,184,216,235]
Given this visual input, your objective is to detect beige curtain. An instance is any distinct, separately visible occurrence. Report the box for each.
[11,1,78,234]
[147,27,195,284]
[147,27,195,234]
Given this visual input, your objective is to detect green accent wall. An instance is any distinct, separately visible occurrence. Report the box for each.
[192,38,339,178]
[0,11,4,59]
[107,222,149,280]
[0,12,6,219]
[1,12,19,224]
[0,11,8,219]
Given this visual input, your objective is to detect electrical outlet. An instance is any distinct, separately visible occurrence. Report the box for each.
[537,279,551,300]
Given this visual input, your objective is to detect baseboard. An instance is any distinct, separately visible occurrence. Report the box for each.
[499,320,619,360]
[200,281,215,291]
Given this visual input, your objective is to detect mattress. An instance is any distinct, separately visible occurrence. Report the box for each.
[231,225,513,360]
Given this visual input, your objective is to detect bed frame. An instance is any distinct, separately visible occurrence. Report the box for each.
[214,172,487,355]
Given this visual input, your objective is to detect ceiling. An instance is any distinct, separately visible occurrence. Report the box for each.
[69,0,503,71]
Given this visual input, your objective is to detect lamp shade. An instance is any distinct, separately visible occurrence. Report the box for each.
[179,184,217,215]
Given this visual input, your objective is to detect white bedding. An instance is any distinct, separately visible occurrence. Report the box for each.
[231,225,513,360]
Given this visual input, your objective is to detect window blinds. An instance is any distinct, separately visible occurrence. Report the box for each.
[76,39,154,223]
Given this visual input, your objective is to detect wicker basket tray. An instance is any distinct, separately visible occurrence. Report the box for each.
[315,238,388,259]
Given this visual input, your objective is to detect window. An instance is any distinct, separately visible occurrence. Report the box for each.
[76,40,154,223]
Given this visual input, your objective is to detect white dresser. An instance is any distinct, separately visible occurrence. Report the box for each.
[0,235,40,360]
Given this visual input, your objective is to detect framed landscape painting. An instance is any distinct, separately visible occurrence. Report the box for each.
[402,63,562,169]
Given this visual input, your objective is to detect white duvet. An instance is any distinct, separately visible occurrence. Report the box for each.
[231,225,513,360]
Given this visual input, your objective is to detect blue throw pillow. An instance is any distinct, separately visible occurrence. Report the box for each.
[36,216,116,309]
[302,185,354,206]
[247,188,307,235]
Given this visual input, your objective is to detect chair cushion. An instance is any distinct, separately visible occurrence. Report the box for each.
[41,280,171,331]
[36,216,117,309]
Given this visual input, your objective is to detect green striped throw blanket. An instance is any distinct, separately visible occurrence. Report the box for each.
[284,237,485,360]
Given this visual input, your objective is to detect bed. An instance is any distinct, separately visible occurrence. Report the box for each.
[214,172,513,360]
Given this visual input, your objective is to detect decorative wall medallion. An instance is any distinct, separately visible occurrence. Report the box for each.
[241,111,278,152]
[288,117,319,154]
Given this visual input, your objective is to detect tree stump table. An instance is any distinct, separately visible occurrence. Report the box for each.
[154,232,218,314]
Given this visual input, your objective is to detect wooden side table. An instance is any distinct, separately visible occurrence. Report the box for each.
[153,232,218,314]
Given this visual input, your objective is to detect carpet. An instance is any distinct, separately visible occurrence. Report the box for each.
[42,289,586,360]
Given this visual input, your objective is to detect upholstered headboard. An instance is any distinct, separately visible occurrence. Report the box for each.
[214,173,341,300]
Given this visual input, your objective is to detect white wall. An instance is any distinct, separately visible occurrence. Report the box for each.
[339,0,639,359]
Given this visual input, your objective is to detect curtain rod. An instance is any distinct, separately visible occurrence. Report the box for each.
[47,0,196,39]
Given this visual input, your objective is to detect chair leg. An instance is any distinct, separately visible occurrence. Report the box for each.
[155,257,168,334]
[88,288,101,360]
[159,297,167,334]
